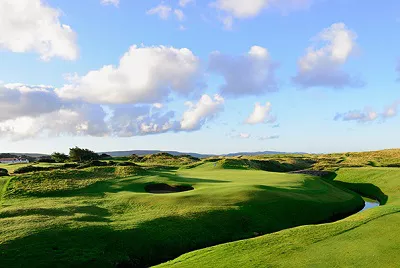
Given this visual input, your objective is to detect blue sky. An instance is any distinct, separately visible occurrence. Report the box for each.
[0,0,399,154]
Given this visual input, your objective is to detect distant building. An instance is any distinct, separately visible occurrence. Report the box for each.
[0,158,29,164]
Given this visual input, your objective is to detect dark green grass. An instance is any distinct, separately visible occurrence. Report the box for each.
[0,162,363,267]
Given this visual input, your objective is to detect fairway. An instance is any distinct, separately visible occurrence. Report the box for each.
[156,167,400,268]
[0,162,364,267]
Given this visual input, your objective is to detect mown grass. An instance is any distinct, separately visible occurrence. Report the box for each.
[157,167,400,268]
[0,161,364,267]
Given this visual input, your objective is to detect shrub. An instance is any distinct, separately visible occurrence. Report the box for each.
[78,160,108,169]
[0,168,9,177]
[116,161,138,167]
[13,165,53,174]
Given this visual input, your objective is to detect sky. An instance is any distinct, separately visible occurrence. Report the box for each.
[0,0,400,155]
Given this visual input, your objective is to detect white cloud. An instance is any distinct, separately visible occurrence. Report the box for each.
[0,105,109,140]
[0,82,223,139]
[147,4,172,20]
[293,23,363,88]
[0,83,63,121]
[213,0,270,18]
[259,135,280,140]
[212,0,312,27]
[239,133,251,139]
[0,0,78,61]
[153,103,164,109]
[335,101,400,123]
[56,45,202,104]
[101,0,119,7]
[109,105,179,137]
[174,9,185,21]
[180,94,225,130]
[179,0,194,7]
[245,102,276,124]
[209,46,278,96]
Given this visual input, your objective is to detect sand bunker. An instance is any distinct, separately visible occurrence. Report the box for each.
[145,183,194,194]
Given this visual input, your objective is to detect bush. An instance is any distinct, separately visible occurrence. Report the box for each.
[61,163,79,169]
[13,165,53,174]
[78,160,108,169]
[116,161,138,167]
[0,168,9,177]
[37,158,56,163]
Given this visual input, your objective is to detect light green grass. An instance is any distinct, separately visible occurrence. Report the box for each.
[156,167,400,268]
[0,162,363,267]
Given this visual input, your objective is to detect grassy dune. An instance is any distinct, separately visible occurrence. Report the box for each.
[156,167,400,268]
[0,162,363,267]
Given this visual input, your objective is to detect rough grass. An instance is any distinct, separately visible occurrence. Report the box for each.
[0,163,363,267]
[156,167,400,268]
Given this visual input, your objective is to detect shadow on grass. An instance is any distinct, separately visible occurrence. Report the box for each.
[0,205,111,222]
[321,172,389,205]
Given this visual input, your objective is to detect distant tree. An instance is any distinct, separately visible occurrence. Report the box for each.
[69,147,100,162]
[99,153,112,159]
[51,152,69,163]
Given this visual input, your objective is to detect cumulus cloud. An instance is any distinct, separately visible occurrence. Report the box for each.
[56,45,202,104]
[109,105,180,137]
[147,4,173,20]
[0,82,223,139]
[209,46,278,97]
[293,23,363,89]
[101,0,119,7]
[335,101,400,123]
[245,102,276,125]
[180,94,225,130]
[0,0,78,61]
[212,0,312,28]
[0,83,63,121]
[0,105,109,140]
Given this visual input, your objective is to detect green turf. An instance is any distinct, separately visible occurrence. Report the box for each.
[0,162,364,267]
[156,167,400,268]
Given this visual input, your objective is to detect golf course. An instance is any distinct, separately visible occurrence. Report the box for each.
[0,149,398,267]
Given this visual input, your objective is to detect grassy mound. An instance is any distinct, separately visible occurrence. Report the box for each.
[156,167,400,268]
[0,164,363,267]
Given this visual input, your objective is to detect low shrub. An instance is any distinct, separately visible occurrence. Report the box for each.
[0,168,9,176]
[78,160,108,169]
[13,165,53,174]
[116,161,138,167]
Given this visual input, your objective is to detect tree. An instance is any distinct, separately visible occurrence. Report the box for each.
[69,147,99,162]
[51,152,69,163]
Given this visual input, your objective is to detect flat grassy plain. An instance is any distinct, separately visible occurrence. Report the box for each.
[0,150,399,267]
